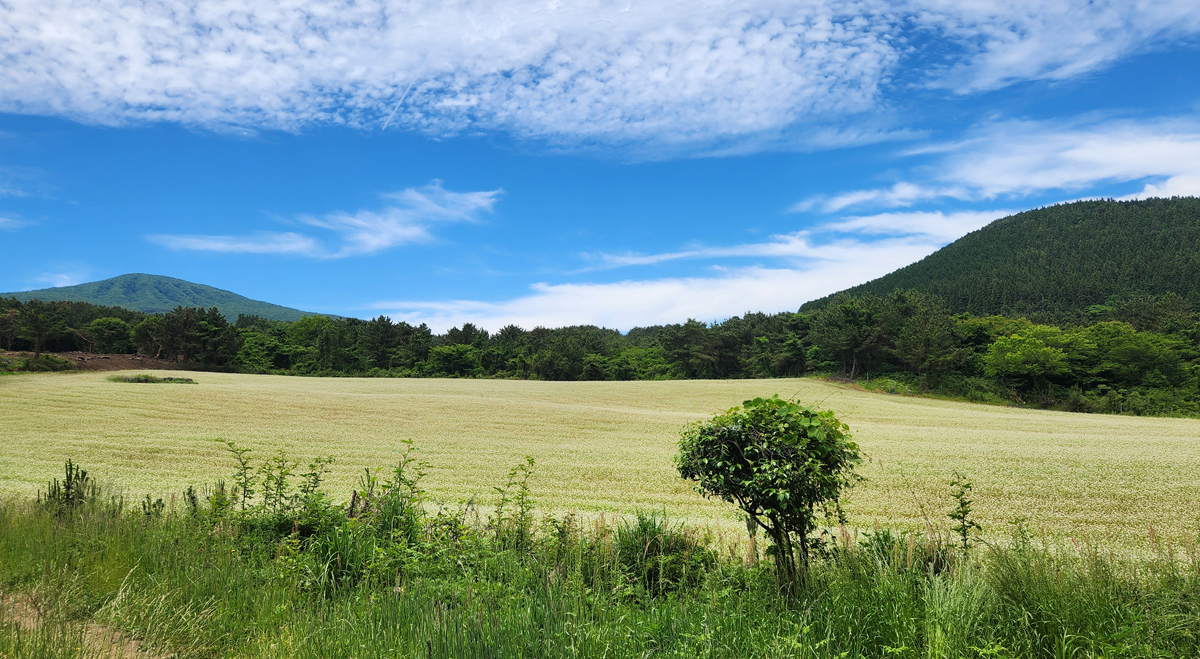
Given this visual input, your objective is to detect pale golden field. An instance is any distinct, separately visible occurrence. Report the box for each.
[2,370,1199,545]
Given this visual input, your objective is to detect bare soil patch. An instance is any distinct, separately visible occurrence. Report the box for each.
[2,593,165,659]
[1,351,179,372]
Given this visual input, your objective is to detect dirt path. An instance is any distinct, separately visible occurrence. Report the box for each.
[1,351,180,372]
[2,594,166,659]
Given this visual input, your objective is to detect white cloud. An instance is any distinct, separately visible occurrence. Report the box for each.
[373,255,926,332]
[591,232,822,268]
[931,118,1200,198]
[822,209,1014,241]
[374,208,1020,330]
[1,0,1196,149]
[0,0,901,149]
[792,182,971,213]
[147,232,320,255]
[917,0,1200,93]
[797,116,1200,211]
[0,216,29,230]
[592,208,1010,271]
[32,271,85,288]
[148,181,500,257]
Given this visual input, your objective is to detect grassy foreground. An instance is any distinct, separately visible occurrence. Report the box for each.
[3,371,1200,545]
[3,456,1200,659]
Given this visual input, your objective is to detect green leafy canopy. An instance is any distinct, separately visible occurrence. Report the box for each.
[676,395,862,583]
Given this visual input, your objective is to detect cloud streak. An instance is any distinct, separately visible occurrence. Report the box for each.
[148,232,320,255]
[794,116,1200,212]
[148,181,500,258]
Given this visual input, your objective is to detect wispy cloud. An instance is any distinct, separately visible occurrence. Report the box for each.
[148,181,501,258]
[1,1,1196,151]
[32,271,86,288]
[589,209,1011,270]
[918,0,1200,93]
[791,183,972,213]
[148,232,320,255]
[822,210,1015,241]
[794,116,1200,212]
[0,216,29,230]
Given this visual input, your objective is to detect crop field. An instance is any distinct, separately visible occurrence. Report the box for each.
[2,370,1199,545]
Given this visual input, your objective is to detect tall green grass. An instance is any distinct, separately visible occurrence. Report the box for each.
[2,461,1199,659]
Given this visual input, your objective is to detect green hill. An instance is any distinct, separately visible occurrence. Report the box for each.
[2,274,320,322]
[803,197,1200,322]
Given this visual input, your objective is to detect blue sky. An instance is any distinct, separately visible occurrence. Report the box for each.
[2,0,1200,330]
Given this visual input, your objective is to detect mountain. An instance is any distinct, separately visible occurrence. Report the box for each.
[802,198,1200,322]
[1,274,320,322]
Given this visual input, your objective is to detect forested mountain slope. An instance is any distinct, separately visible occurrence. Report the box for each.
[803,198,1200,323]
[1,273,317,321]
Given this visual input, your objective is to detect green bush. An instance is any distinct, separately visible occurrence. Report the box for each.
[615,511,714,595]
[106,374,196,384]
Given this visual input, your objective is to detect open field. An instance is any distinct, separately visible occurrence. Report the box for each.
[2,370,1199,545]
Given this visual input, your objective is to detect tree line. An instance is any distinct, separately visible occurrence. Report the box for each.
[3,290,1198,416]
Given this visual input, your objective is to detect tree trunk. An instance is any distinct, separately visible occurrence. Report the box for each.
[767,517,797,591]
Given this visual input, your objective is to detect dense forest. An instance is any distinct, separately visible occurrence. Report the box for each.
[4,290,1198,417]
[803,198,1200,325]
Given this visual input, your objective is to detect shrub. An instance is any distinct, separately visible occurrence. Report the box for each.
[615,511,714,595]
[677,395,861,586]
[37,459,99,518]
[107,374,196,384]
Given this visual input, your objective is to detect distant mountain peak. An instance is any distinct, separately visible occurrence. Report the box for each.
[1,273,322,321]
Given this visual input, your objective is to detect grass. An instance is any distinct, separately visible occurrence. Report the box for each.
[2,370,1200,545]
[105,374,196,384]
[2,472,1200,659]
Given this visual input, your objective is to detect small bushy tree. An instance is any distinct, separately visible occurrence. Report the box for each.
[87,317,132,353]
[676,395,861,585]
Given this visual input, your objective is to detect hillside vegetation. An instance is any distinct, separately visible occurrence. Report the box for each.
[803,198,1200,324]
[0,273,317,321]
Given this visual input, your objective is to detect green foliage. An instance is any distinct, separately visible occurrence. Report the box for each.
[0,306,17,350]
[983,332,1070,389]
[7,460,1200,658]
[615,511,715,595]
[0,352,78,373]
[808,293,887,379]
[806,198,1200,324]
[106,373,196,383]
[86,317,133,353]
[948,472,982,552]
[224,440,258,512]
[37,459,100,518]
[492,456,537,552]
[17,299,66,359]
[677,396,861,585]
